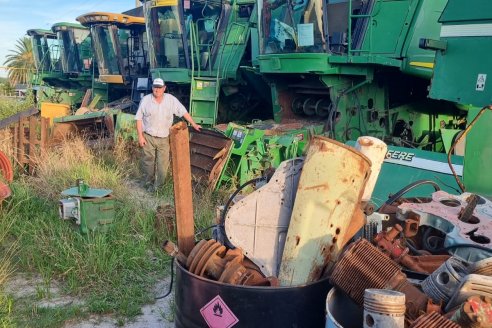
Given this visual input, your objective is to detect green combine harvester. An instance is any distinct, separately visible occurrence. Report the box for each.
[26,28,76,106]
[141,0,271,125]
[256,0,464,152]
[76,11,150,110]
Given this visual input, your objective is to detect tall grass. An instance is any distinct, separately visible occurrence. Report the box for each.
[0,94,34,121]
[0,135,221,326]
[0,190,17,328]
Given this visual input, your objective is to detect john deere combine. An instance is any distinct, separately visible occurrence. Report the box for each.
[76,11,150,109]
[48,23,94,108]
[141,0,271,125]
[256,0,463,151]
[27,29,66,104]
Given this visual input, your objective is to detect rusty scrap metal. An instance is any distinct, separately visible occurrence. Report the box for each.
[188,128,233,190]
[398,191,492,258]
[373,224,450,274]
[163,239,277,286]
[409,312,460,328]
[330,239,428,321]
[170,122,195,256]
[459,194,480,224]
[279,136,371,286]
[451,295,492,328]
[404,212,421,238]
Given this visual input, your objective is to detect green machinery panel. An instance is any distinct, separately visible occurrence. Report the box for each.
[346,142,464,208]
[429,0,492,106]
[463,108,492,198]
[216,122,324,188]
[78,196,115,234]
[60,181,115,234]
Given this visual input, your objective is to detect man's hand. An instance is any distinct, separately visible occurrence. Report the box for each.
[192,122,202,132]
[138,135,147,147]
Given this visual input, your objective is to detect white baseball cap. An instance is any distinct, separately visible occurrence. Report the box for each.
[152,78,165,87]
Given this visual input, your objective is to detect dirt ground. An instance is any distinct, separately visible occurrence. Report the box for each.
[4,274,175,328]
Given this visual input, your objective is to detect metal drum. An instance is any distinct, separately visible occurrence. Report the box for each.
[175,260,332,328]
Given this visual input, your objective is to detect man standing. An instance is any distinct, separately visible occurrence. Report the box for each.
[135,78,201,191]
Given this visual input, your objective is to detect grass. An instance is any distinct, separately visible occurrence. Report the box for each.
[0,135,222,327]
[0,94,34,121]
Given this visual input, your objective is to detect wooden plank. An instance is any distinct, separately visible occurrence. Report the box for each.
[170,121,195,256]
[18,118,26,168]
[80,89,92,108]
[28,116,37,174]
[11,125,18,164]
[40,117,49,154]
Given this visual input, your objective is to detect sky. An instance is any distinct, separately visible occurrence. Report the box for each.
[0,0,137,78]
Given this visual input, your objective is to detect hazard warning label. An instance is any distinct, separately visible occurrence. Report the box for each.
[476,73,487,91]
[200,295,239,328]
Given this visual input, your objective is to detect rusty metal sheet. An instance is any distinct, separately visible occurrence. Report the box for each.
[188,128,233,189]
[278,136,371,286]
[409,312,460,328]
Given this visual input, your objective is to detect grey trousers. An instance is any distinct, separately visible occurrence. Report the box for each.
[141,133,170,188]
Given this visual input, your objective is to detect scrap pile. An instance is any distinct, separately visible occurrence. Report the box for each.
[166,132,492,327]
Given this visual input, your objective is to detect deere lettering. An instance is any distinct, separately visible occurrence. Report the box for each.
[385,150,415,162]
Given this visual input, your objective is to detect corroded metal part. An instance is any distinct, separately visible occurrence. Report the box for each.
[225,158,304,277]
[398,191,492,261]
[404,212,421,238]
[409,312,460,328]
[172,239,274,286]
[188,128,233,189]
[330,239,428,321]
[373,223,450,274]
[279,136,371,286]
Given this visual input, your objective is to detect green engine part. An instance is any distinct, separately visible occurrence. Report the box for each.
[60,180,115,234]
[216,121,323,189]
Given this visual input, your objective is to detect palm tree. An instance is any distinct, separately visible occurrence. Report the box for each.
[3,37,34,86]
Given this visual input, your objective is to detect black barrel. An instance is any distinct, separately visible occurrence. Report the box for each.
[175,260,332,328]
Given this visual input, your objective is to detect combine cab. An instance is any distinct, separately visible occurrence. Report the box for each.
[141,0,271,125]
[77,12,150,110]
[27,27,88,108]
[49,23,95,107]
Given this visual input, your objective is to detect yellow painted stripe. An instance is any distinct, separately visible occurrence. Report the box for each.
[409,61,434,69]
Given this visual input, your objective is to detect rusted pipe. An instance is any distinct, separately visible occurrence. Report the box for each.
[170,122,195,256]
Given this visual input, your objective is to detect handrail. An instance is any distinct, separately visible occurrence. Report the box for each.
[348,0,374,55]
